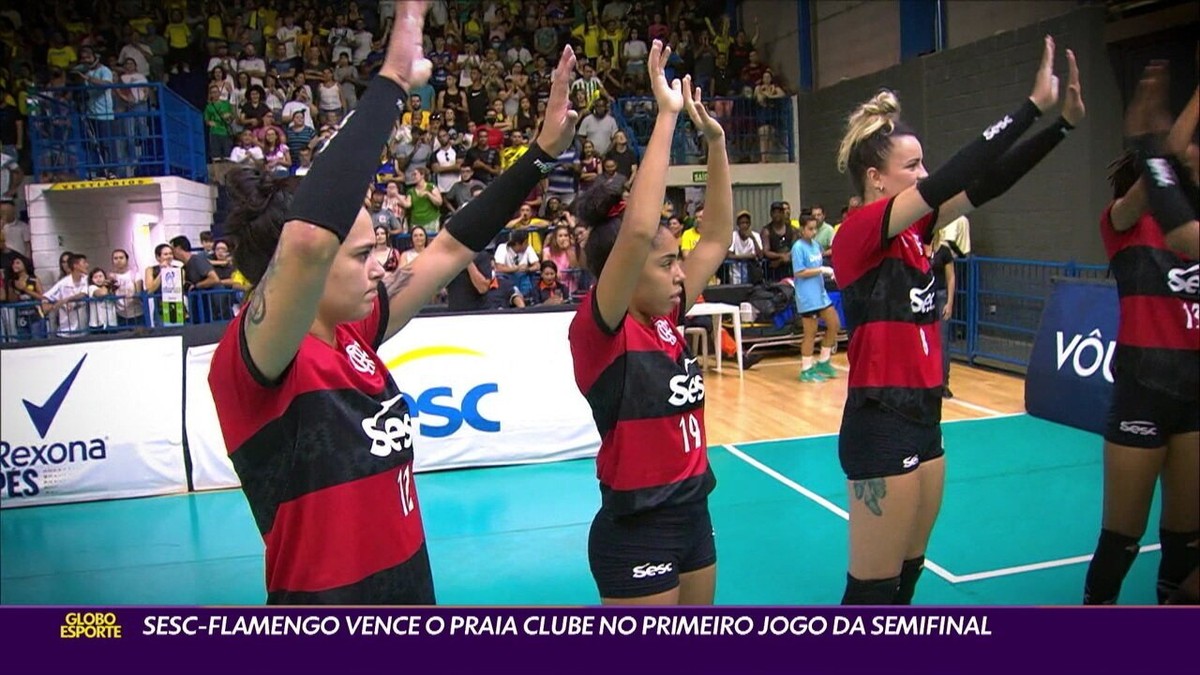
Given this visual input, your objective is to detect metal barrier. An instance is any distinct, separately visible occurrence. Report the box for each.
[0,289,244,342]
[27,82,207,183]
[2,258,1109,367]
[952,257,1109,369]
[614,96,795,164]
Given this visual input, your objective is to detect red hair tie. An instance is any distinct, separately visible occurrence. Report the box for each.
[607,201,627,218]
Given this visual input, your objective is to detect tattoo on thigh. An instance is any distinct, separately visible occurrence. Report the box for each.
[853,478,887,517]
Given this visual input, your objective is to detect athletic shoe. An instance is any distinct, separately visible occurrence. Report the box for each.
[813,360,837,378]
[799,368,826,383]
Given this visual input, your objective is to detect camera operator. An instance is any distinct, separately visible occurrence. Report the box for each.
[70,46,117,179]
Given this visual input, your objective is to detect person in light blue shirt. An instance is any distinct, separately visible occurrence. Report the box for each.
[791,217,841,382]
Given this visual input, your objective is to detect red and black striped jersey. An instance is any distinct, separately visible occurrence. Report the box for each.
[832,196,943,425]
[1100,206,1199,400]
[569,290,716,516]
[208,288,433,604]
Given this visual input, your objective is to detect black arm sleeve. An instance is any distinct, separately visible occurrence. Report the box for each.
[1133,135,1198,237]
[442,145,558,251]
[287,76,406,241]
[916,99,1041,208]
[965,117,1074,208]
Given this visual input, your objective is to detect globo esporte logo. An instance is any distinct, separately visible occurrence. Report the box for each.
[0,355,108,500]
[386,346,502,439]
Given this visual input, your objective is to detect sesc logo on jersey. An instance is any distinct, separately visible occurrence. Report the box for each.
[1167,263,1199,295]
[362,394,413,457]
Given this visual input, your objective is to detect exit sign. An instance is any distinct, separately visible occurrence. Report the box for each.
[692,171,707,183]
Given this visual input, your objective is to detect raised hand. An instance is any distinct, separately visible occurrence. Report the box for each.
[681,75,723,141]
[1029,35,1059,113]
[379,1,431,91]
[1124,61,1172,138]
[534,45,581,156]
[1061,48,1085,126]
[647,40,683,115]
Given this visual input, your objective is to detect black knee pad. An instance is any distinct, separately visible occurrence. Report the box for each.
[894,556,926,605]
[1084,529,1140,605]
[1158,529,1200,605]
[842,573,900,605]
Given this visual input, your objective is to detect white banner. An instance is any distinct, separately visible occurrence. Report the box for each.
[377,311,601,472]
[185,343,241,491]
[0,336,188,508]
[185,310,601,484]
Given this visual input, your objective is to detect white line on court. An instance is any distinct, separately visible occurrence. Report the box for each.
[950,544,1162,583]
[723,443,962,584]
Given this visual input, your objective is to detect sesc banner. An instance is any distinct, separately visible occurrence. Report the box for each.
[185,310,601,484]
[0,337,188,507]
[1025,279,1118,435]
[376,310,601,472]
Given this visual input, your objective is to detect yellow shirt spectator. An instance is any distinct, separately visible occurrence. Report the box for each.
[207,15,224,40]
[402,110,431,129]
[47,45,78,69]
[166,22,191,49]
[500,144,528,171]
[680,227,702,255]
[129,16,154,35]
[572,24,601,59]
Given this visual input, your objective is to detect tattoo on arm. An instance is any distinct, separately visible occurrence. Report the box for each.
[853,478,887,516]
[246,248,282,326]
[384,266,416,298]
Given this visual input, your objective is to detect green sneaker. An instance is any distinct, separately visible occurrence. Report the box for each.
[814,360,837,378]
[799,368,826,383]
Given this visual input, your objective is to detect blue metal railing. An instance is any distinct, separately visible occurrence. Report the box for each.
[613,95,795,165]
[951,257,1109,369]
[0,289,244,342]
[2,257,1110,369]
[27,83,207,183]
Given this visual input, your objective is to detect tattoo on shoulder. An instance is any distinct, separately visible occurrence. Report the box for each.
[852,478,887,517]
[247,249,282,326]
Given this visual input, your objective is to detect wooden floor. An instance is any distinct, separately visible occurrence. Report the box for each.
[700,351,1026,445]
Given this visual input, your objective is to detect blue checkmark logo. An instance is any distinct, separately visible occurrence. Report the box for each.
[22,355,88,439]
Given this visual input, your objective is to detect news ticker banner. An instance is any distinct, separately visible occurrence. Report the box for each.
[1026,279,1117,436]
[0,337,187,508]
[186,310,601,491]
[7,607,1195,674]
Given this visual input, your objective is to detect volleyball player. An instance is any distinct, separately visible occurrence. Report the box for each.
[206,1,581,604]
[791,217,841,383]
[831,36,1085,604]
[1083,64,1199,605]
[568,42,733,605]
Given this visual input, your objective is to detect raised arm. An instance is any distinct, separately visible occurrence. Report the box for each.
[593,41,682,329]
[240,1,430,381]
[379,46,581,338]
[680,80,733,312]
[1127,62,1199,259]
[935,45,1086,231]
[884,36,1063,238]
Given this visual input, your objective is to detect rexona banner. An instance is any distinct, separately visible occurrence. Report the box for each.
[0,337,187,508]
[1025,279,1118,435]
[185,310,601,490]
